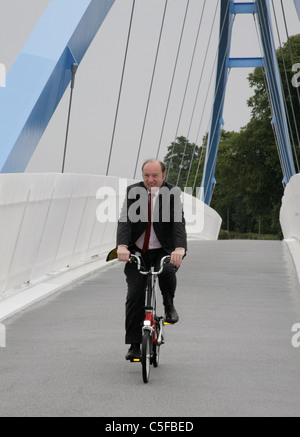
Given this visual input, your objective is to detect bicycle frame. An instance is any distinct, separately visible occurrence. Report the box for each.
[129,254,170,374]
[142,269,160,345]
[130,254,169,319]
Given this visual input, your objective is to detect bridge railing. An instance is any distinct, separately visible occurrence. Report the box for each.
[0,173,221,295]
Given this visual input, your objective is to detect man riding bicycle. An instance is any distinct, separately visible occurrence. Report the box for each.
[116,159,187,361]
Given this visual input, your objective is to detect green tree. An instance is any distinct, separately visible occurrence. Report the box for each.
[248,34,300,168]
[211,123,283,235]
[164,136,204,192]
[163,34,300,237]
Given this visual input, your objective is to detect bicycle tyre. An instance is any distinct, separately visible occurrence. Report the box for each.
[153,343,160,368]
[142,330,152,383]
[153,322,160,367]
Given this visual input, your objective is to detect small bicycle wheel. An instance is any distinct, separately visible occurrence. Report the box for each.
[142,330,152,383]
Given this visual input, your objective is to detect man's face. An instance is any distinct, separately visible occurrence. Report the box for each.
[142,161,166,192]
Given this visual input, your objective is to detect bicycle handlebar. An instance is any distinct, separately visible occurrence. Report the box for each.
[129,254,170,275]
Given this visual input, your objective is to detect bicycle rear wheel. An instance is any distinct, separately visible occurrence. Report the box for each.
[142,330,152,383]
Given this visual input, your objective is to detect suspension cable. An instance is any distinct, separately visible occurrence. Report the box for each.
[62,62,78,173]
[253,9,296,177]
[133,0,169,179]
[166,0,212,182]
[271,0,300,170]
[253,8,289,178]
[174,0,207,186]
[188,0,228,193]
[267,70,286,178]
[254,4,292,179]
[202,65,232,202]
[280,0,300,111]
[106,0,136,176]
[155,0,191,161]
[192,1,233,200]
[254,2,293,174]
[192,143,205,195]
[185,0,219,188]
[257,22,286,179]
[189,1,220,190]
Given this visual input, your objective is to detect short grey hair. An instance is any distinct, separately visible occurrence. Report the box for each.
[142,159,166,173]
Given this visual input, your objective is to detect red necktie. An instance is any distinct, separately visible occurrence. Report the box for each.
[142,192,152,253]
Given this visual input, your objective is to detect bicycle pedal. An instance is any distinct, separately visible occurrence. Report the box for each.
[163,321,173,325]
[130,358,141,363]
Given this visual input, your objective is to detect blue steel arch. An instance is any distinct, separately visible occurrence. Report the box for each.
[200,0,296,205]
[295,0,300,21]
[0,0,115,173]
[0,0,297,184]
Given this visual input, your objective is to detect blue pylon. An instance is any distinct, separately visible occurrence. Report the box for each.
[0,0,115,173]
[200,0,296,205]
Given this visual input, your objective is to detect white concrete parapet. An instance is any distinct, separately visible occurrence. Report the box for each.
[0,173,120,295]
[182,190,222,241]
[0,173,221,298]
[280,173,300,282]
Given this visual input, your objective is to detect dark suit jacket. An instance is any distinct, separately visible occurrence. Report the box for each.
[116,180,187,254]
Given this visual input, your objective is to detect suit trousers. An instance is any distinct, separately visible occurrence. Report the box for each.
[124,247,178,344]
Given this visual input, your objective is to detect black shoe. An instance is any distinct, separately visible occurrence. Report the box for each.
[165,305,179,324]
[125,343,141,361]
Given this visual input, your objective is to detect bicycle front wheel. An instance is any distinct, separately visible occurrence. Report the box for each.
[142,330,152,383]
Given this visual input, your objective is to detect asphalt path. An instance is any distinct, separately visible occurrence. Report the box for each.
[1,240,300,417]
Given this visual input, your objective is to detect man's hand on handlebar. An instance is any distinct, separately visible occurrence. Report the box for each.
[117,245,131,262]
[118,245,184,268]
[170,248,185,268]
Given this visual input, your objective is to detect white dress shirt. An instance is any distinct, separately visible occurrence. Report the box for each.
[135,189,162,250]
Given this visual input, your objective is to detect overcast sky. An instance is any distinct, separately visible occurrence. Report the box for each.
[0,0,299,180]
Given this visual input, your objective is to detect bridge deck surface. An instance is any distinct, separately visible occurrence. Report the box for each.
[1,240,300,417]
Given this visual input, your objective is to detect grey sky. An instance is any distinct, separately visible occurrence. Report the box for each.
[0,0,299,179]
